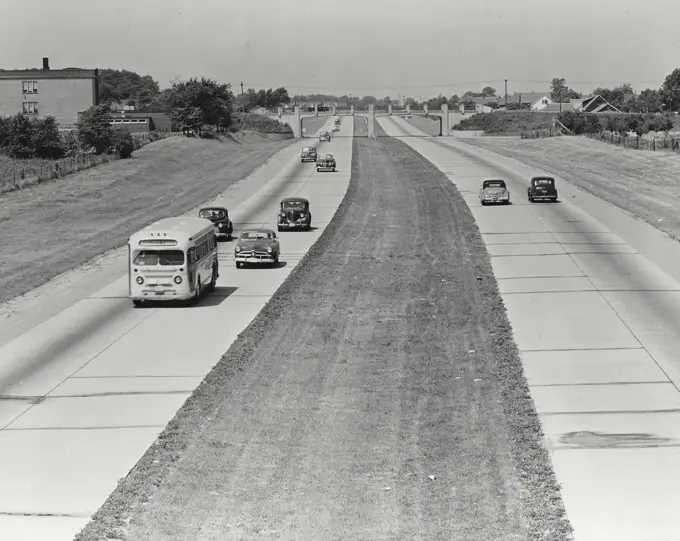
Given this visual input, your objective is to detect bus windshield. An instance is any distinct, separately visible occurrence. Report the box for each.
[133,249,184,266]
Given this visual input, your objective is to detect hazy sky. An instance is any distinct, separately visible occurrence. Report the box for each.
[1,0,679,98]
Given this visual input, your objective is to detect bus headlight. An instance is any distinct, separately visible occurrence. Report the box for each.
[174,276,182,284]
[136,276,144,285]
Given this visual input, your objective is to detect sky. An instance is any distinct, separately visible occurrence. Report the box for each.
[1,0,679,99]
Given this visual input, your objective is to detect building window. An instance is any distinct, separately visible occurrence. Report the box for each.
[22,81,38,94]
[22,102,39,114]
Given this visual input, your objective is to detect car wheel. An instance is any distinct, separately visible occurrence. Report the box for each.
[236,262,242,269]
[481,201,486,206]
[132,300,143,308]
[207,266,217,292]
[192,278,202,305]
[277,226,283,232]
[333,168,336,172]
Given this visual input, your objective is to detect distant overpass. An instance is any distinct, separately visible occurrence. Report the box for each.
[267,104,455,138]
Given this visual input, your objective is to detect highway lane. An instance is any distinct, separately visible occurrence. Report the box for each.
[0,116,353,541]
[378,115,680,541]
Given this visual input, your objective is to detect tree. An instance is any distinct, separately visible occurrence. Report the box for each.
[99,69,161,109]
[592,84,633,110]
[550,77,581,101]
[660,68,680,112]
[448,94,459,108]
[358,95,377,108]
[111,129,135,158]
[632,89,661,113]
[482,86,497,97]
[165,77,234,133]
[76,103,114,154]
[32,116,65,159]
[5,114,35,158]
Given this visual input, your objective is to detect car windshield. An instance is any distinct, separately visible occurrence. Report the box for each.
[199,209,226,219]
[484,182,505,188]
[534,179,553,186]
[133,249,184,266]
[282,201,306,210]
[241,231,273,240]
[303,147,314,152]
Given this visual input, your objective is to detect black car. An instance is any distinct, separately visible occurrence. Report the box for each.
[198,206,233,240]
[277,197,312,231]
[528,176,558,202]
[301,146,318,162]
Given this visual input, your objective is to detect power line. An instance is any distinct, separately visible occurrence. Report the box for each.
[243,78,663,92]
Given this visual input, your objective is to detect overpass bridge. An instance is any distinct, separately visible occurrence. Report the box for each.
[268,103,454,138]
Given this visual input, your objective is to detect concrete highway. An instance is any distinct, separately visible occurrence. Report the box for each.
[378,115,680,541]
[0,117,353,541]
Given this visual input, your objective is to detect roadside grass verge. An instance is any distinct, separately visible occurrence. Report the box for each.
[0,134,296,304]
[0,132,179,193]
[461,135,680,241]
[75,135,570,540]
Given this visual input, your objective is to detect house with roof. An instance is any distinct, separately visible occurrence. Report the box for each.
[506,92,553,110]
[570,95,622,113]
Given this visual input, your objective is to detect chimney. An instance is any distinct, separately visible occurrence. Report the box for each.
[42,57,50,70]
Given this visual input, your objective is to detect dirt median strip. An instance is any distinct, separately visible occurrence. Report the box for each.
[75,136,571,541]
[0,135,295,305]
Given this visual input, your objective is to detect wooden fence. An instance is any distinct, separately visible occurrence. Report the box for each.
[583,131,680,152]
[0,131,181,193]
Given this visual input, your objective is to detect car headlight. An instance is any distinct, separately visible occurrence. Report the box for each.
[174,276,182,284]
[136,276,144,285]
[235,246,241,252]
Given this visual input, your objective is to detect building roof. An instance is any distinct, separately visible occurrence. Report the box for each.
[0,68,97,79]
[506,92,551,105]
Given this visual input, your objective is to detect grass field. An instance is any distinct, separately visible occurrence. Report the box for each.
[461,135,680,241]
[0,134,296,304]
[74,123,570,541]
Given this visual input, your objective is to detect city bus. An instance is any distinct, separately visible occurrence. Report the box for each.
[128,216,219,307]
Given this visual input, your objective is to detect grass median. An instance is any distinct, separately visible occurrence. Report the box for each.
[75,134,571,541]
[0,133,297,305]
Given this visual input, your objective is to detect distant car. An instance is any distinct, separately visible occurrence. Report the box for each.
[234,228,280,268]
[316,153,336,172]
[198,206,233,240]
[332,124,340,132]
[277,197,312,231]
[301,146,318,162]
[528,176,558,202]
[319,131,331,142]
[334,117,341,125]
[479,179,510,205]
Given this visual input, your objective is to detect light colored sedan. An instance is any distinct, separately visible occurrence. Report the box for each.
[479,179,510,205]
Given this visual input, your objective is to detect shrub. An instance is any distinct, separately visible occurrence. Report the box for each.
[642,114,673,133]
[61,130,81,156]
[76,104,114,154]
[5,114,35,158]
[0,116,10,147]
[33,116,65,159]
[111,129,135,158]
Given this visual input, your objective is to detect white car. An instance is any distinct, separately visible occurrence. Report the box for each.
[332,125,340,132]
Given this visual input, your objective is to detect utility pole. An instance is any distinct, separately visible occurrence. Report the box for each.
[240,81,244,95]
[504,79,508,107]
